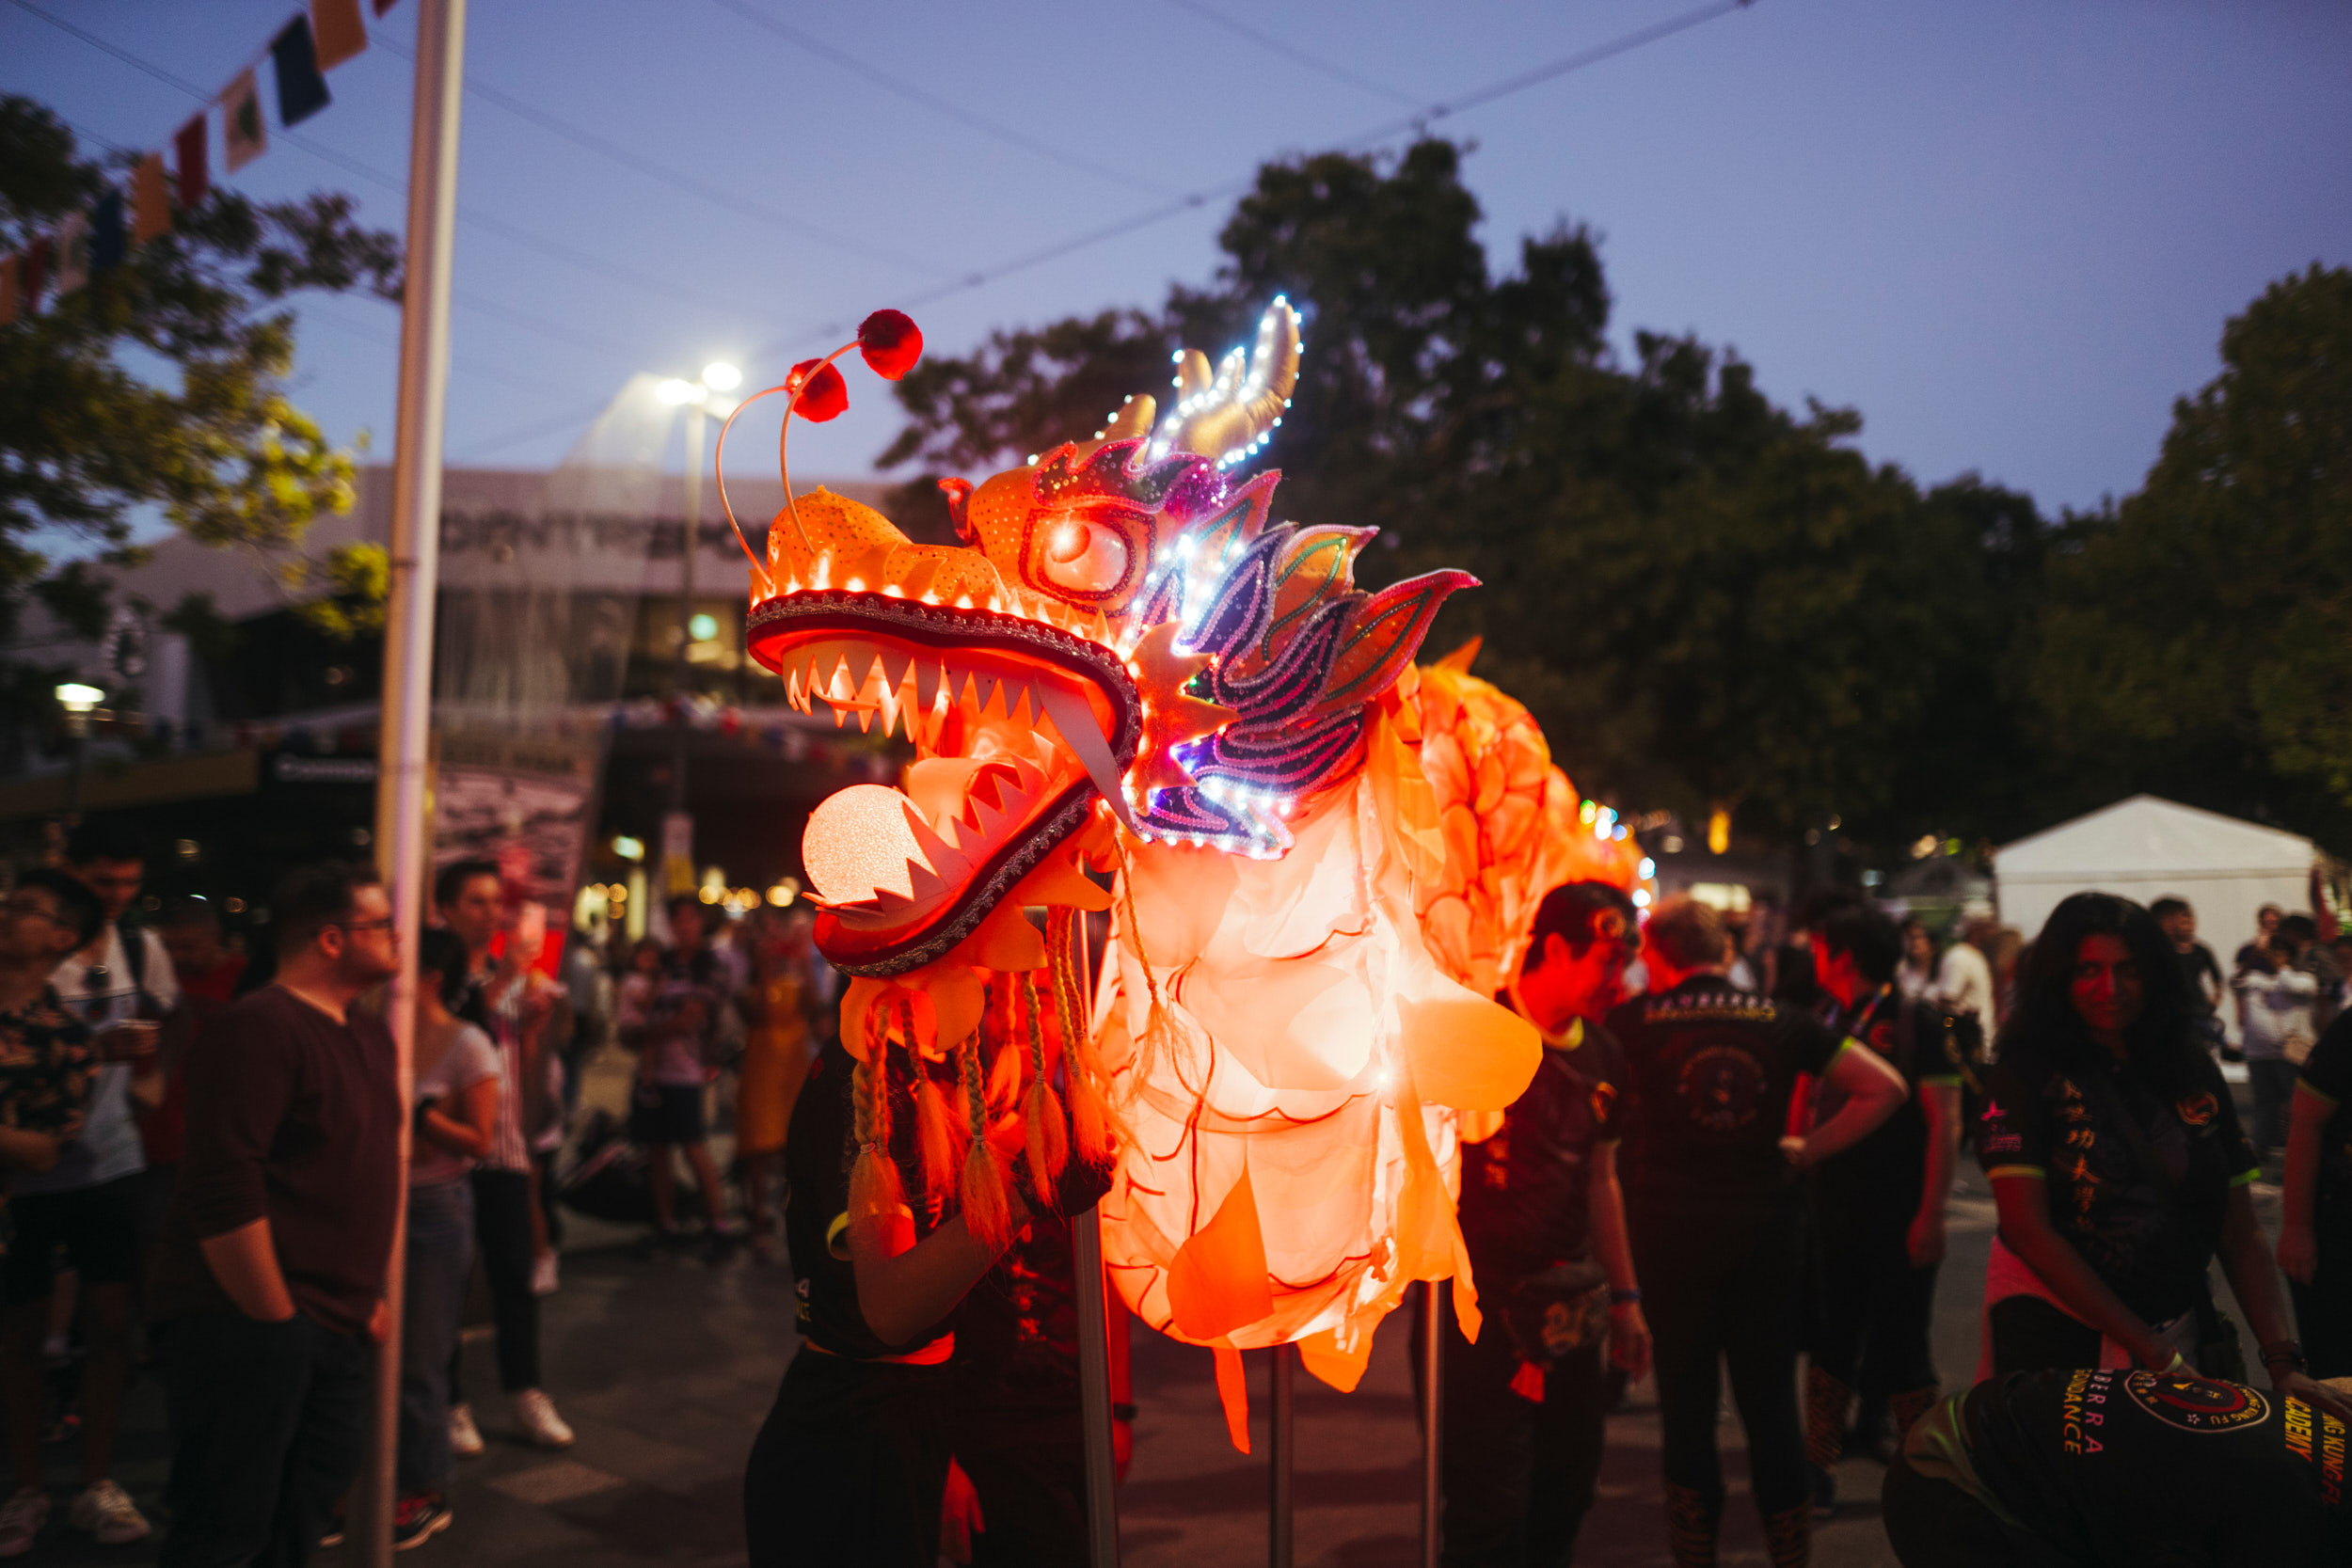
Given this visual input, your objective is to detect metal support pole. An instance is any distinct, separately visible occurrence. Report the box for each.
[1269,1342,1295,1568]
[1421,1281,1442,1568]
[359,1,465,1562]
[1073,1207,1120,1568]
[670,403,704,813]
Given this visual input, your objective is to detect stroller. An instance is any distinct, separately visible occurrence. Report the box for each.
[554,1107,707,1227]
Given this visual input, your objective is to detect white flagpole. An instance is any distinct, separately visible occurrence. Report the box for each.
[360,1,466,1561]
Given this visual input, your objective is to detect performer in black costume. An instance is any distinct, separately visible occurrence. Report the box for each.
[1883,1367,2352,1566]
[1802,900,1971,1513]
[1609,896,1907,1568]
[743,1019,1110,1567]
[1439,880,1652,1567]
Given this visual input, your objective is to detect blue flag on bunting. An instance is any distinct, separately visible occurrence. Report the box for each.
[270,16,332,128]
[90,191,128,276]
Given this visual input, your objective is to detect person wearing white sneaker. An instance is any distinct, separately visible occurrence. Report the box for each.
[68,1479,148,1546]
[1,847,171,1557]
[438,872,577,1455]
[148,864,403,1567]
[448,1402,485,1458]
[511,1386,574,1449]
[0,1488,48,1559]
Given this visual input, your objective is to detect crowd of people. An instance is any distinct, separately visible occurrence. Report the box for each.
[0,816,2341,1566]
[0,822,830,1561]
[755,876,2351,1568]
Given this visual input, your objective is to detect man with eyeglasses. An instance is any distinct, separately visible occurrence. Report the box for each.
[0,821,178,1554]
[149,862,402,1567]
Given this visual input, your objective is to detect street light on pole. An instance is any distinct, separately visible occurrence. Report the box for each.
[652,363,739,904]
[55,683,103,820]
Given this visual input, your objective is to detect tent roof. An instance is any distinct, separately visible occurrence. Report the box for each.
[1995,794,2313,880]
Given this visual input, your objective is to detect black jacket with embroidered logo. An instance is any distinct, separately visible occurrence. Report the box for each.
[1607,976,1845,1214]
[1976,1042,2257,1325]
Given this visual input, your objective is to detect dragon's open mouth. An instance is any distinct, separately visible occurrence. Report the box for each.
[748,590,1141,975]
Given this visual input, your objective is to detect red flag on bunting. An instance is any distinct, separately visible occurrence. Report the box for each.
[0,256,18,326]
[21,237,51,308]
[174,113,210,209]
[133,153,171,242]
[224,70,267,171]
[311,0,368,71]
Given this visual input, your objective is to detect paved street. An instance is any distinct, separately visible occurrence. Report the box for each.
[11,1075,2282,1567]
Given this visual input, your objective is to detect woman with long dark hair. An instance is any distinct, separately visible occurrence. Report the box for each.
[1975,893,2352,1419]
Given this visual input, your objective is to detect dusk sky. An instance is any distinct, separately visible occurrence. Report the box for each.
[8,0,2350,524]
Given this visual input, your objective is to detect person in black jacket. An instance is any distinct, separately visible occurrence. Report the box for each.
[1611,896,1907,1568]
[1883,1368,2352,1566]
[1975,893,2350,1429]
[1438,880,1652,1567]
[1802,900,1970,1514]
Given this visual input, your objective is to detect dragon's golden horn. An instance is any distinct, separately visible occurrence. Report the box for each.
[1093,393,1157,442]
[1176,349,1216,403]
[1159,298,1301,468]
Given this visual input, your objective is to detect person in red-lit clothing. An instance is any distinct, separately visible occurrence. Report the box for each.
[148,863,401,1568]
[133,901,250,1308]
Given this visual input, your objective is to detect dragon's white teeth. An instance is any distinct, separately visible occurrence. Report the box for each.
[902,803,973,882]
[1037,682,1137,834]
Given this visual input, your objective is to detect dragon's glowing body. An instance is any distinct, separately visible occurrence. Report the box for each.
[743,300,1632,1420]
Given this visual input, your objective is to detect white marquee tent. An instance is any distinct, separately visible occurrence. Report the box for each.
[1994,794,2319,962]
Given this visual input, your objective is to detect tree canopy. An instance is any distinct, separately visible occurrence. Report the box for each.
[2029,263,2352,841]
[885,139,2053,857]
[0,95,399,702]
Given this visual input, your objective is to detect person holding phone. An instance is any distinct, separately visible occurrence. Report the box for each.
[0,820,178,1553]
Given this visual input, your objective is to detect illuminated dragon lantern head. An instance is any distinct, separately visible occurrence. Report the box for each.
[733,304,1545,1425]
[736,299,1469,974]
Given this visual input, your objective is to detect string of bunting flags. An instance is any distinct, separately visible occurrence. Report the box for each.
[0,0,398,325]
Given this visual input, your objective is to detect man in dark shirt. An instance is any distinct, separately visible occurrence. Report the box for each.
[1802,901,1971,1514]
[2151,896,2225,1052]
[151,863,401,1568]
[1437,880,1650,1567]
[2280,1013,2352,1378]
[1611,895,1907,1568]
[1883,1368,2351,1566]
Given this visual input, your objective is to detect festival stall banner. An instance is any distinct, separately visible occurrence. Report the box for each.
[431,726,600,977]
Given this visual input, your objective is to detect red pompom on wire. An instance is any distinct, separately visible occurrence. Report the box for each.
[858,309,924,380]
[787,358,850,422]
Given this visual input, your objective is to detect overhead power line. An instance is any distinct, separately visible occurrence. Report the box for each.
[1160,0,1421,108]
[371,33,946,277]
[706,0,1164,197]
[740,0,1756,366]
[474,0,1756,459]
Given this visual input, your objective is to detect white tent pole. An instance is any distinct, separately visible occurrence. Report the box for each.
[360,1,466,1562]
